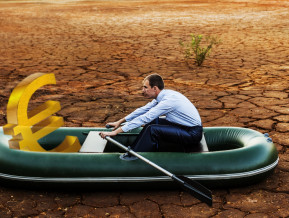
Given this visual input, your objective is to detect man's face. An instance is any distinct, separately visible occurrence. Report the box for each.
[142,79,157,99]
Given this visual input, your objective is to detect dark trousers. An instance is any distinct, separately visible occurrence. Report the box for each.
[131,118,203,152]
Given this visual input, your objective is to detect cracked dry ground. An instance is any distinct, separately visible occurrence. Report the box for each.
[0,0,289,217]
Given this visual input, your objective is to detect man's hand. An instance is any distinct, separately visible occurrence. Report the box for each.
[99,131,117,139]
[106,121,120,130]
[106,118,126,130]
[99,127,124,139]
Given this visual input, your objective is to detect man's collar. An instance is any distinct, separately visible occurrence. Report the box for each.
[156,89,165,102]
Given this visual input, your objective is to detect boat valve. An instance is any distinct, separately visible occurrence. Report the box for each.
[266,137,273,143]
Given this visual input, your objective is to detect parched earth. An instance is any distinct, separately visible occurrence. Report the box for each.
[0,0,289,217]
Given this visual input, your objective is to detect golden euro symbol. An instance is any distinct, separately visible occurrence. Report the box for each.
[3,73,81,152]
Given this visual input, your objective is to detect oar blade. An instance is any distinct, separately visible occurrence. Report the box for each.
[177,175,212,197]
[173,175,212,206]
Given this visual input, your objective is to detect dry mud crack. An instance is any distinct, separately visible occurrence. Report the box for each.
[0,0,289,217]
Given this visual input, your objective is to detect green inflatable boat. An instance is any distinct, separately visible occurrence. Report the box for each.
[0,126,278,189]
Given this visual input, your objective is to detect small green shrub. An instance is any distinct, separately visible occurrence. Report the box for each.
[179,34,220,66]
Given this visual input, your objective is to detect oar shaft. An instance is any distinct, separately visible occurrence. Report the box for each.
[106,136,173,178]
[105,136,212,206]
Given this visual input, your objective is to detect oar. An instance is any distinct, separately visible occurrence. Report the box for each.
[105,136,213,206]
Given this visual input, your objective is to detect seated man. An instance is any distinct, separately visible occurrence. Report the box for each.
[99,74,203,160]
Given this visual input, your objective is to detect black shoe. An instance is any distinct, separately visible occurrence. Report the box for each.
[119,152,138,161]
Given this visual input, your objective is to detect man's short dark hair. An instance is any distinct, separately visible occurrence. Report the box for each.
[145,74,164,90]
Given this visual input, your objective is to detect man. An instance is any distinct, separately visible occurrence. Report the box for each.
[99,74,203,160]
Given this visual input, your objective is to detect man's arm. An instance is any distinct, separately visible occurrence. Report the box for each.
[99,100,158,139]
[99,126,123,139]
[121,98,174,132]
[106,117,126,130]
[105,100,157,129]
[125,100,158,122]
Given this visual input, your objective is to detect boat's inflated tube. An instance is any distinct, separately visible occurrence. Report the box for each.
[0,127,278,188]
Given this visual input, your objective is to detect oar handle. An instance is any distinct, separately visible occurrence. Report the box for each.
[105,124,113,129]
[105,123,127,129]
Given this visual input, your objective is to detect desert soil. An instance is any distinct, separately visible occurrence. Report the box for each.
[0,0,289,217]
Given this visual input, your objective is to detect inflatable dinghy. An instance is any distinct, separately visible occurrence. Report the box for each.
[0,126,278,189]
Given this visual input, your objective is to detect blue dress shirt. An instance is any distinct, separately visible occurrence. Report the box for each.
[122,89,202,132]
